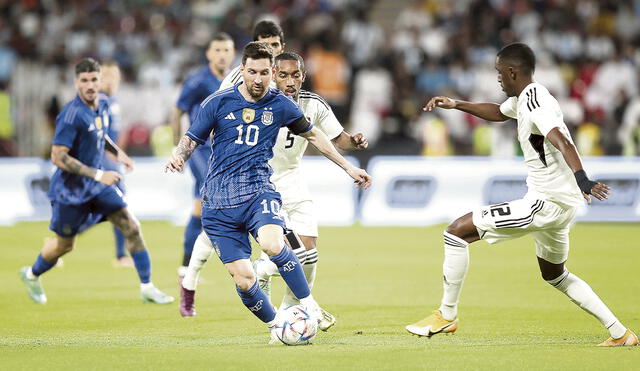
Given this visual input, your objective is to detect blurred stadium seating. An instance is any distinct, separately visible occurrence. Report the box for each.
[0,0,638,160]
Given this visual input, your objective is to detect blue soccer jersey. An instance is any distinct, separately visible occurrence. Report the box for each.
[177,66,223,126]
[104,93,121,143]
[48,95,111,204]
[186,84,312,209]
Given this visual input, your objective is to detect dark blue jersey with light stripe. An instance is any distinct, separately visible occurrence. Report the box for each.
[48,95,111,204]
[186,83,312,209]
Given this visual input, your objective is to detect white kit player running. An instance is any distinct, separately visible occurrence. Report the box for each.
[179,52,368,329]
[405,43,637,347]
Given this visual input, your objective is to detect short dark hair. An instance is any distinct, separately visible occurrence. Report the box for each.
[275,52,305,72]
[497,43,536,75]
[253,20,284,43]
[212,32,233,43]
[75,58,100,76]
[242,42,274,65]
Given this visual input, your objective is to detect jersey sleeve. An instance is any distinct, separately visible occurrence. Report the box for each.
[530,93,565,137]
[314,100,344,139]
[52,110,79,148]
[280,96,312,134]
[176,76,200,112]
[499,97,518,119]
[186,97,218,144]
[218,66,241,91]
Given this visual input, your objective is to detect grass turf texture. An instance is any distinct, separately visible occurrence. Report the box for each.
[1,221,638,370]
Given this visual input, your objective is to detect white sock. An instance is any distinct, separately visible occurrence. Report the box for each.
[182,232,213,291]
[259,251,280,277]
[547,269,625,339]
[299,294,317,308]
[439,231,469,321]
[279,247,309,308]
[140,282,154,290]
[26,267,37,280]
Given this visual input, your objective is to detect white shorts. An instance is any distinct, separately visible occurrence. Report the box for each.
[472,197,577,264]
[281,199,318,237]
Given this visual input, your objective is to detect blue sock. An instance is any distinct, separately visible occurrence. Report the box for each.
[270,246,310,300]
[114,227,126,259]
[236,281,277,323]
[31,254,56,276]
[131,250,151,284]
[182,215,202,266]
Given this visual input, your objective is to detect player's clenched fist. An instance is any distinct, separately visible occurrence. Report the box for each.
[99,170,122,186]
[350,132,369,150]
[423,96,457,111]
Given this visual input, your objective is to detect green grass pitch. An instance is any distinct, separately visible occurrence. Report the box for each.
[1,221,638,370]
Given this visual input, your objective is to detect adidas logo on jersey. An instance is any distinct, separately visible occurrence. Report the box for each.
[225,112,236,120]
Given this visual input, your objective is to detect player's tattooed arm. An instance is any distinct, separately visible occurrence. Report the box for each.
[546,127,610,203]
[105,135,134,171]
[51,145,121,185]
[164,135,199,173]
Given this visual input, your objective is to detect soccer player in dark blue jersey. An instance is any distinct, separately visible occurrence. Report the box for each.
[170,33,235,279]
[100,60,132,267]
[165,42,371,334]
[19,58,173,305]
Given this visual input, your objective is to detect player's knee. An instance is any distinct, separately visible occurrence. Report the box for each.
[445,220,463,238]
[124,218,142,239]
[56,238,74,254]
[232,272,256,291]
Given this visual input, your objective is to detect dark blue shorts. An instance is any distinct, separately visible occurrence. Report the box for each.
[201,191,286,264]
[49,186,127,237]
[189,146,210,199]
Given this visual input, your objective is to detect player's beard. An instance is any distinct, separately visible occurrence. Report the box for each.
[81,89,97,106]
[248,83,265,99]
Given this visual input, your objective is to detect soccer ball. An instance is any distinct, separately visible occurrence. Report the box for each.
[271,305,318,345]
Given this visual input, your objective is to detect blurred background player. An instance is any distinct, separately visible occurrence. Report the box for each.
[218,20,285,90]
[19,58,173,305]
[170,33,235,280]
[100,60,132,267]
[405,43,637,347]
[165,42,371,337]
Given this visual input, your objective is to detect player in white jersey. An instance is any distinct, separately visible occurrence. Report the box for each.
[405,43,637,347]
[253,52,368,328]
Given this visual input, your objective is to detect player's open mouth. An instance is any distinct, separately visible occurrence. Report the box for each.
[285,88,296,95]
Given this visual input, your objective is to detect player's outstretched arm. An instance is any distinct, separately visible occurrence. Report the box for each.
[51,145,121,186]
[333,131,369,151]
[299,127,372,189]
[546,127,610,204]
[105,135,134,171]
[424,96,510,122]
[164,135,199,173]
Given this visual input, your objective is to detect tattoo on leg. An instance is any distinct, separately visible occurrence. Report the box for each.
[108,209,146,253]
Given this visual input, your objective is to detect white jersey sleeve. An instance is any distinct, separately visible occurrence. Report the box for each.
[310,93,344,140]
[218,65,242,91]
[529,90,565,137]
[499,97,518,119]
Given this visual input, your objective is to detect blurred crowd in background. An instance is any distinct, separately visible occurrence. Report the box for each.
[1,0,639,162]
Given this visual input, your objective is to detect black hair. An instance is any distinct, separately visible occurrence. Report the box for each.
[252,20,284,43]
[211,32,233,43]
[275,52,305,71]
[75,58,100,76]
[497,43,536,75]
[242,41,274,65]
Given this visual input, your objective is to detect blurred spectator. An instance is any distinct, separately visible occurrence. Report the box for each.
[0,0,638,158]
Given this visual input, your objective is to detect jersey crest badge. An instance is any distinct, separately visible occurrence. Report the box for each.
[261,111,273,126]
[242,108,255,123]
[94,116,103,130]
